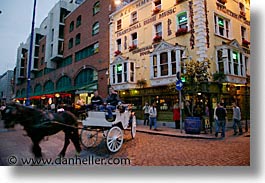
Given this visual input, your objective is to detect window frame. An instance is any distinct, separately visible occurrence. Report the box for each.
[92,22,99,36]
[214,14,230,38]
[93,1,100,15]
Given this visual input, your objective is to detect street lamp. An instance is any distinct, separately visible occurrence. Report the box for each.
[26,0,37,106]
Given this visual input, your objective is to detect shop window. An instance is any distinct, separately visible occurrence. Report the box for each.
[111,62,135,84]
[232,51,239,75]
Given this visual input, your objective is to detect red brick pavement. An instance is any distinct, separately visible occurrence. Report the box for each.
[0,120,250,166]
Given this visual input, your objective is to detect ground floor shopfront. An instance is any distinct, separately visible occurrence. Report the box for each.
[118,82,250,124]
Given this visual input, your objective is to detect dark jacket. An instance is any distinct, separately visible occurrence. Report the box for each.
[216,107,226,120]
[106,93,120,106]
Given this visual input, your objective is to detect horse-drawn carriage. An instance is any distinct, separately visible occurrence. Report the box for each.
[1,102,136,158]
[80,104,136,153]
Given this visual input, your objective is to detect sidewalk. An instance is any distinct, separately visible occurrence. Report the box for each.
[135,120,250,139]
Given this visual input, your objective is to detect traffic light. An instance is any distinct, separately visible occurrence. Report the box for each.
[181,76,186,82]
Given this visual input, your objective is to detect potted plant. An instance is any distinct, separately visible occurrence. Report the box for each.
[242,39,250,47]
[153,34,162,43]
[114,50,121,56]
[217,0,227,4]
[152,7,160,15]
[129,44,137,51]
[175,28,188,37]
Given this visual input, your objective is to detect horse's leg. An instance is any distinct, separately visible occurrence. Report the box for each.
[31,138,42,158]
[58,130,70,157]
[69,129,81,156]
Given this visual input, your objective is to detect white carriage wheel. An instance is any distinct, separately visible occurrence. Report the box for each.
[131,115,136,139]
[106,126,123,153]
[80,127,98,149]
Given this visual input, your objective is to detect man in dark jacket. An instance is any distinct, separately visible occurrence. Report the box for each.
[105,87,121,120]
[215,102,227,138]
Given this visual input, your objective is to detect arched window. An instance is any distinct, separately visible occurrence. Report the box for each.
[69,21,74,32]
[75,33,81,45]
[75,68,98,87]
[93,1,100,15]
[57,76,71,91]
[76,15,82,27]
[43,80,54,93]
[92,22,99,35]
[68,38,73,49]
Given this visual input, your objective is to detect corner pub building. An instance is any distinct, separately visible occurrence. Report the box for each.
[109,0,250,122]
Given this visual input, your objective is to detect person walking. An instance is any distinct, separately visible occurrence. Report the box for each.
[232,102,242,135]
[149,102,158,130]
[142,102,150,125]
[173,103,180,129]
[215,102,227,138]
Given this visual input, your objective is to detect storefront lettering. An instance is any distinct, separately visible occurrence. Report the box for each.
[158,7,176,19]
[132,45,153,55]
[143,16,157,26]
[116,23,142,37]
[136,0,152,8]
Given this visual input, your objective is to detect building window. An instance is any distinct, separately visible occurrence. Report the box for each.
[93,1,100,15]
[171,50,176,75]
[241,26,246,41]
[75,42,99,62]
[68,38,73,49]
[153,55,158,77]
[217,49,224,73]
[239,2,245,16]
[69,21,74,32]
[177,12,188,29]
[131,11,137,24]
[160,52,168,76]
[214,14,230,38]
[76,15,82,27]
[154,0,161,10]
[131,32,138,47]
[116,39,121,51]
[151,49,183,78]
[75,33,81,45]
[154,23,162,37]
[92,22,99,35]
[117,19,122,31]
[232,51,239,75]
[93,42,99,53]
[111,62,135,84]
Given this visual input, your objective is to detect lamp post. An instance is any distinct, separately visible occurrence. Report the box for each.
[245,81,248,132]
[25,0,37,106]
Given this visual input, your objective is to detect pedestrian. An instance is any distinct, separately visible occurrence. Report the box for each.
[149,102,158,130]
[142,102,150,125]
[215,102,227,138]
[232,102,242,135]
[173,102,180,129]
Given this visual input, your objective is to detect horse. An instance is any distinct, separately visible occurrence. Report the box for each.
[1,102,81,158]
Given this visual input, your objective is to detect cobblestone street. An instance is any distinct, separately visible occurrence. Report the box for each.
[0,120,250,166]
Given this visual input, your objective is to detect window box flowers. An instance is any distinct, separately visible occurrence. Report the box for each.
[129,45,137,51]
[153,35,162,44]
[114,50,121,56]
[217,0,227,4]
[242,39,250,47]
[175,28,188,37]
[152,7,161,15]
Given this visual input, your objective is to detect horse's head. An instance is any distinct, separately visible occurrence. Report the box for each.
[1,103,22,128]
